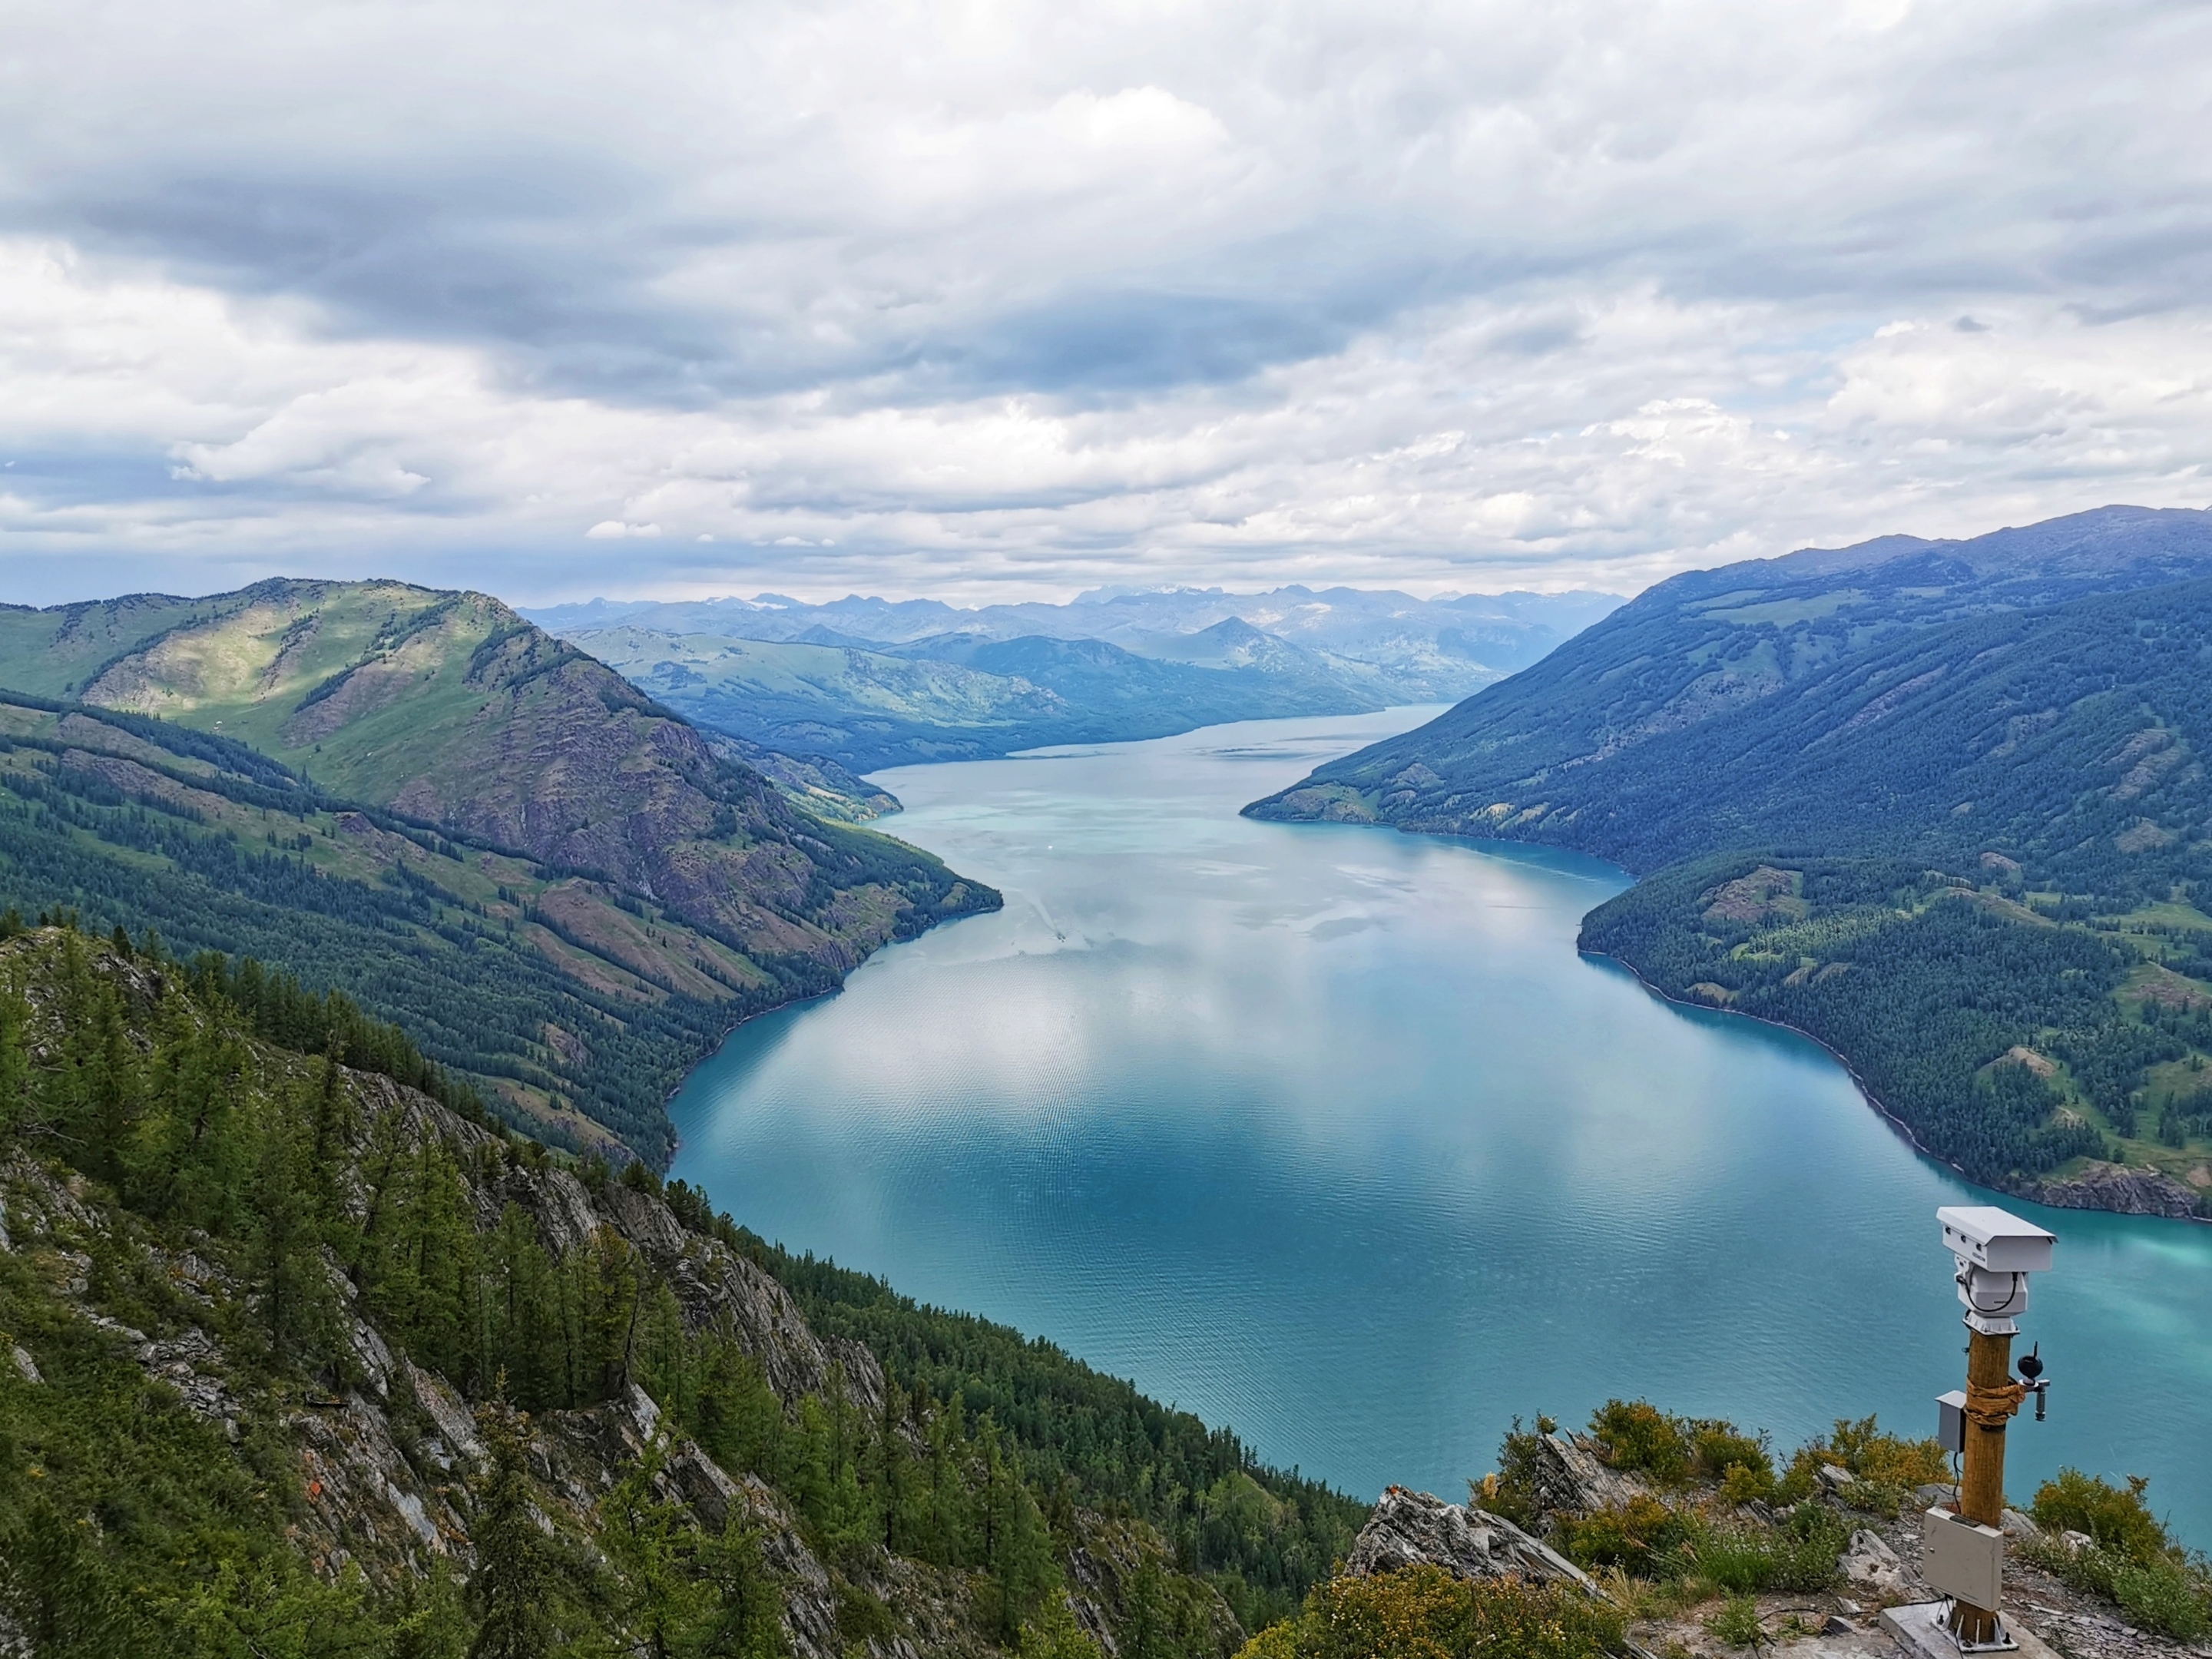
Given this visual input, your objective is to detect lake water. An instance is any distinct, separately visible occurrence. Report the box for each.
[670,709,2212,1541]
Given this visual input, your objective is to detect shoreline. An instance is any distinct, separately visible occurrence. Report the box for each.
[1319,813,2207,1230]
[1582,943,2210,1228]
[651,886,1004,1170]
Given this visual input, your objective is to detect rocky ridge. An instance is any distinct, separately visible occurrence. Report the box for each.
[1332,1429,2207,1659]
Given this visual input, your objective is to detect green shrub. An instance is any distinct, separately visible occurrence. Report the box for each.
[1776,1416,1945,1508]
[1682,1505,1844,1594]
[1693,1426,1772,1488]
[1588,1400,1692,1484]
[1561,1495,1695,1576]
[1485,1418,1550,1528]
[1720,1463,1774,1506]
[1821,1416,1949,1488]
[2031,1469,2171,1565]
[2020,1534,2121,1601]
[2112,1558,2212,1643]
[1232,1563,1624,1659]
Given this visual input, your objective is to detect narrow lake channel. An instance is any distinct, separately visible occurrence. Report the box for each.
[669,708,2212,1540]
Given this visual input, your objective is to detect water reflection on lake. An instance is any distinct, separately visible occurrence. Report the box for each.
[671,710,2212,1539]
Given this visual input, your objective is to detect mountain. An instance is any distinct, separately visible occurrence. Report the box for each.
[0,580,999,1159]
[567,624,1399,772]
[0,926,1362,1655]
[1247,505,2212,836]
[1247,506,2212,1214]
[529,583,1627,717]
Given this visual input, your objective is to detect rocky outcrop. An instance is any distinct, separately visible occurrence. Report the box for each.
[343,1070,889,1414]
[0,1058,890,1659]
[1346,1487,1598,1591]
[1531,1432,1654,1515]
[2017,1161,2206,1220]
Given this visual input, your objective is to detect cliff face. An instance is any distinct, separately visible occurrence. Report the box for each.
[0,1081,884,1656]
[2018,1161,2207,1219]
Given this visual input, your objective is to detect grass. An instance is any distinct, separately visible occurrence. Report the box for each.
[1704,1594,1765,1649]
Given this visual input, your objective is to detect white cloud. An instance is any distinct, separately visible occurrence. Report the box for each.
[0,0,2205,604]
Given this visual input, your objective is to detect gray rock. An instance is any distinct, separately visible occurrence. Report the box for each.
[1823,1614,1859,1635]
[9,1345,37,1384]
[1347,1486,1598,1591]
[2019,1161,2204,1219]
[1842,1528,1907,1593]
[1534,1432,1651,1515]
[1818,1463,1859,1493]
[2002,1508,2041,1540]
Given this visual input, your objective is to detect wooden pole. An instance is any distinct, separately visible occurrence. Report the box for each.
[1949,1327,2014,1644]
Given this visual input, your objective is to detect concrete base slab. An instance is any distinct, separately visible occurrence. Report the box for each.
[1881,1601,2061,1659]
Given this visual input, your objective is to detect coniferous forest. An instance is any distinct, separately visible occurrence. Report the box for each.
[0,923,1363,1656]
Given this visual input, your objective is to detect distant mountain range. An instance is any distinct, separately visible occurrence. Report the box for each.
[0,579,997,1159]
[1250,505,2212,1218]
[527,584,1623,770]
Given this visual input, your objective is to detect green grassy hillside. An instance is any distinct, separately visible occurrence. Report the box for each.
[0,582,1003,1160]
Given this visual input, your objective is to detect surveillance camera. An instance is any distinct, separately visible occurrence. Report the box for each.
[1938,1206,2055,1273]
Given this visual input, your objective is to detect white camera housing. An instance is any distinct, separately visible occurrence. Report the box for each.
[1939,1207,2055,1273]
[1939,1206,2054,1334]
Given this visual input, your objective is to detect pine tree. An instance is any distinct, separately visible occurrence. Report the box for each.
[691,1516,790,1659]
[253,1084,339,1374]
[602,1439,715,1659]
[0,974,28,1135]
[466,1400,558,1659]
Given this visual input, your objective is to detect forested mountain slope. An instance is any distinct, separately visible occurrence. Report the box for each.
[0,580,981,958]
[0,925,1363,1655]
[569,624,1399,772]
[1246,505,2212,827]
[0,584,999,1161]
[1256,577,2212,889]
[1247,507,2212,1217]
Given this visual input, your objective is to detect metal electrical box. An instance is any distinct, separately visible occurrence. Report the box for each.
[1937,1390,1968,1454]
[1922,1507,2005,1611]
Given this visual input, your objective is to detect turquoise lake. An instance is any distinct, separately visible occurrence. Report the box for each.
[669,708,2212,1541]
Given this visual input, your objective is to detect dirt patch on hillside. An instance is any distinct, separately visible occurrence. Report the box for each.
[1701,865,1807,925]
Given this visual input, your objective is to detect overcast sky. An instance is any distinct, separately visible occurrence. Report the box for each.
[1,0,2207,607]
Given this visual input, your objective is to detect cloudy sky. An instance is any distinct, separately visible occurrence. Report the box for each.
[2,0,2207,606]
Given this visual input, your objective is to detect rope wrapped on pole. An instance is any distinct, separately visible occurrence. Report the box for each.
[1964,1377,2027,1431]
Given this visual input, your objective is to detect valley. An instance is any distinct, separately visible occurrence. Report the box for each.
[4,522,2212,1657]
[531,585,1622,770]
